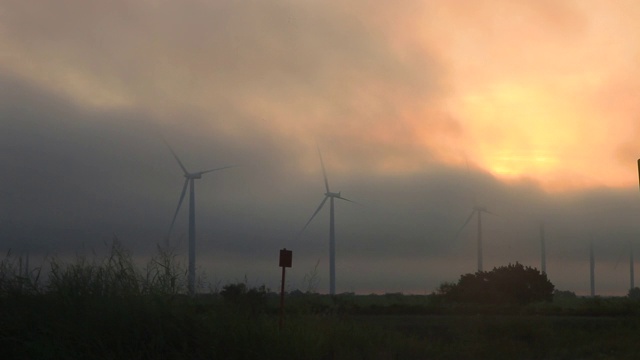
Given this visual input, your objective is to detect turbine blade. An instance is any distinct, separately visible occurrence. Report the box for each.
[168,179,189,237]
[299,196,329,236]
[482,208,498,217]
[455,210,476,239]
[163,139,189,175]
[317,145,330,193]
[198,165,234,176]
[336,195,358,205]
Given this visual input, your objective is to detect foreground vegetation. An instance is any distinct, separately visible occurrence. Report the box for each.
[3,241,640,359]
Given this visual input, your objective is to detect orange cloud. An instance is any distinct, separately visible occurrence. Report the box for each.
[422,0,640,190]
[1,0,639,191]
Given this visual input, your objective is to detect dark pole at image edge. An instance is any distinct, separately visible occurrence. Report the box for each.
[634,158,639,291]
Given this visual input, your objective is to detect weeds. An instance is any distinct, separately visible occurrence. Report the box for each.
[47,238,141,298]
[4,240,640,358]
[302,258,321,294]
[0,249,42,296]
[142,243,187,296]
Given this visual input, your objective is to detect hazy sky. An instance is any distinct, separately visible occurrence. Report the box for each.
[1,0,640,295]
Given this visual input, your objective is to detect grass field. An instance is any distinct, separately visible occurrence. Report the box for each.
[3,243,640,359]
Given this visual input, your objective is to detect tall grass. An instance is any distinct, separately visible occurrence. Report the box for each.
[4,240,640,359]
[0,249,43,296]
[0,240,429,359]
[44,239,188,299]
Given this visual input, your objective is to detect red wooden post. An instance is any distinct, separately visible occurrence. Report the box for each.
[279,248,292,330]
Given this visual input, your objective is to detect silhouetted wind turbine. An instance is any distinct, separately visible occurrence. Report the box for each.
[456,206,494,272]
[300,147,355,295]
[629,241,635,291]
[589,241,596,297]
[540,223,547,274]
[165,141,231,296]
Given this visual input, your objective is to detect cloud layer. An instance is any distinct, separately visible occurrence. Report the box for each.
[1,0,640,295]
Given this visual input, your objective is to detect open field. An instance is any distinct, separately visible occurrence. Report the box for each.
[353,314,640,359]
[3,245,640,359]
[4,291,640,359]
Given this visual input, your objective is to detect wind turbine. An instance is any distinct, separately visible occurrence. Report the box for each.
[456,205,494,272]
[629,240,635,291]
[300,147,355,295]
[589,241,595,297]
[165,141,231,296]
[540,223,546,274]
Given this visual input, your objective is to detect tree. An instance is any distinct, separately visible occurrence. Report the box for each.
[439,263,554,305]
[628,287,640,299]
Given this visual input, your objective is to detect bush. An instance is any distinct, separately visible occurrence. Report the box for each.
[438,263,555,305]
[628,287,640,299]
[220,282,269,314]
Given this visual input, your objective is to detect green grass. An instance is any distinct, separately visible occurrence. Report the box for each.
[3,241,640,359]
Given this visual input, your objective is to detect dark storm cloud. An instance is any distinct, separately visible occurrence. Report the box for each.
[0,0,452,169]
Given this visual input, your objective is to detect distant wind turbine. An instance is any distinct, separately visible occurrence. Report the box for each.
[299,147,355,295]
[456,206,494,272]
[540,223,546,274]
[590,241,595,297]
[630,241,635,291]
[165,141,231,296]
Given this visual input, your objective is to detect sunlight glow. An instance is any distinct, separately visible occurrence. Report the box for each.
[451,79,632,191]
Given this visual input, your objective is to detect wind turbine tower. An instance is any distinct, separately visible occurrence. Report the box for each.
[300,147,355,295]
[630,241,635,291]
[590,241,595,297]
[540,223,546,274]
[165,141,231,296]
[457,206,493,272]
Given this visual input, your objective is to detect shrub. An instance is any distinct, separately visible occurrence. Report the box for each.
[439,263,555,305]
[220,282,269,314]
[628,287,640,299]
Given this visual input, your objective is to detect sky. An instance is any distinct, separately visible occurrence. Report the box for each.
[1,0,640,296]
